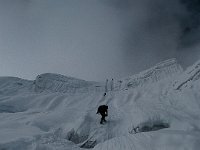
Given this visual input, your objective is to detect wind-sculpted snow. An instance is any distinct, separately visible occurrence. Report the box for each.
[173,60,200,90]
[0,59,200,150]
[114,58,183,90]
[0,77,34,95]
[34,73,105,93]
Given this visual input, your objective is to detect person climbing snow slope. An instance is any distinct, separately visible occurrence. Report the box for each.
[96,105,108,124]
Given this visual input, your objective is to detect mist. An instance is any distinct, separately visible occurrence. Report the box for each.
[0,0,200,81]
[104,0,200,73]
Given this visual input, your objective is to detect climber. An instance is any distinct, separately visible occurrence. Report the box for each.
[96,105,108,124]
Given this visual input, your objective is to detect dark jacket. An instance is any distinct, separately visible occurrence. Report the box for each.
[97,105,108,116]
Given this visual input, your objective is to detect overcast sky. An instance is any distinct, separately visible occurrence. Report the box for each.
[0,0,200,81]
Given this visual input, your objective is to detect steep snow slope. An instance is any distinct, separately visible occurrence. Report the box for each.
[0,59,200,150]
[113,58,183,90]
[34,73,105,93]
[173,60,200,90]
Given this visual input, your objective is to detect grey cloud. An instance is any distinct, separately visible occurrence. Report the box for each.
[101,0,200,72]
[0,0,199,81]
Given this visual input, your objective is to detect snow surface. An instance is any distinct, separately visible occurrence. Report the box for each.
[173,60,200,90]
[114,58,183,90]
[0,58,200,150]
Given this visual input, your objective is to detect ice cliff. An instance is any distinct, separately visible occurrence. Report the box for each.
[113,58,183,90]
[34,73,104,93]
[173,60,200,90]
[0,59,184,95]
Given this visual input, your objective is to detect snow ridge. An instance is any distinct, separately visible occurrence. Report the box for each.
[173,60,200,90]
[34,73,104,93]
[0,77,33,95]
[116,58,183,90]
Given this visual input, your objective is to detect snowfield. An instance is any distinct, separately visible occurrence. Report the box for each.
[0,59,200,150]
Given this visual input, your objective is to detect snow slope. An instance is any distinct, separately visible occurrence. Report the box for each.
[113,58,183,90]
[173,60,200,90]
[0,59,200,150]
[34,73,105,93]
